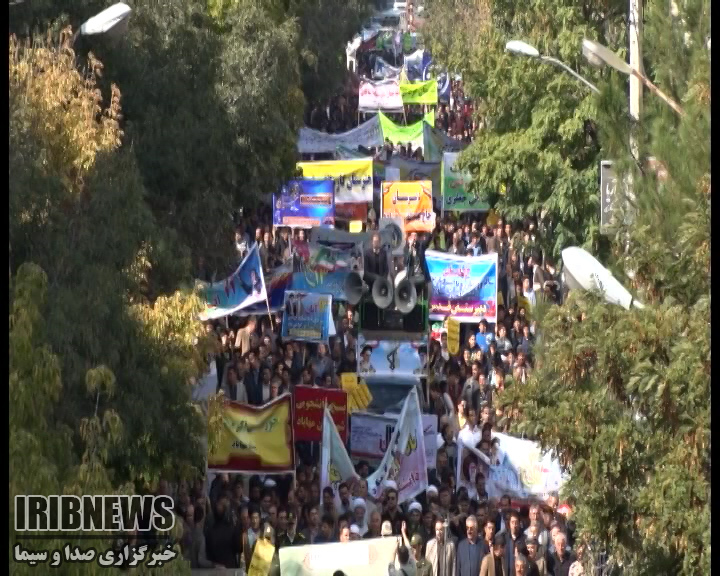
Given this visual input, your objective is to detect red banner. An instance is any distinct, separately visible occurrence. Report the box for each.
[335,202,368,221]
[293,386,348,442]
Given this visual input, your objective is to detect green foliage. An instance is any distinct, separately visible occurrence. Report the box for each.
[423,0,627,260]
[494,0,710,573]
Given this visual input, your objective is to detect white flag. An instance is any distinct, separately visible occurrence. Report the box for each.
[320,407,358,506]
[367,387,428,504]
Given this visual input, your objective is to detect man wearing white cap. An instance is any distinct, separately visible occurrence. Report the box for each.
[349,524,362,541]
[353,498,369,536]
[407,501,423,538]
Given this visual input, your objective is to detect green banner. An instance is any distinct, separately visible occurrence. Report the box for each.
[441,152,490,212]
[378,111,435,150]
[400,80,438,105]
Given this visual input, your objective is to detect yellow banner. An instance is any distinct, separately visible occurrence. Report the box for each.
[248,538,275,576]
[447,318,460,356]
[297,159,373,204]
[382,181,436,233]
[207,395,294,472]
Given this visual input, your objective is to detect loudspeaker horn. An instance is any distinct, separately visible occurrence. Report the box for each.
[371,276,394,309]
[394,271,417,314]
[344,271,367,305]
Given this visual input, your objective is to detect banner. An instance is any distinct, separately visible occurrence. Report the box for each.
[207,395,294,473]
[273,179,335,229]
[281,291,333,342]
[426,251,498,323]
[366,388,428,503]
[198,245,268,321]
[237,262,292,316]
[403,49,432,83]
[456,431,566,502]
[424,123,465,163]
[387,156,442,200]
[335,202,368,221]
[279,538,398,576]
[298,159,373,204]
[294,386,348,443]
[400,80,439,105]
[357,335,426,377]
[292,242,364,301]
[297,115,384,155]
[381,181,436,233]
[378,111,433,151]
[441,152,489,212]
[350,411,438,469]
[320,407,358,508]
[248,539,275,576]
[359,79,404,112]
[437,72,451,102]
[373,56,401,79]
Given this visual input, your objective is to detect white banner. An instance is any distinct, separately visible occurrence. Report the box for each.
[366,388,428,504]
[298,116,384,155]
[350,411,438,469]
[359,79,404,112]
[456,431,567,502]
[279,537,398,576]
[357,335,426,378]
[320,408,359,507]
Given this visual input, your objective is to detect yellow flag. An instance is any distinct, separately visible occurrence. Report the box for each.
[349,220,363,233]
[447,318,460,356]
[208,396,294,471]
[248,538,275,576]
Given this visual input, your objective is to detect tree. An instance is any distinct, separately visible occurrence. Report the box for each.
[10,28,214,504]
[497,0,710,573]
[422,0,628,260]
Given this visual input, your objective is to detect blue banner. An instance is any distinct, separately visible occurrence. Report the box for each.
[437,72,451,103]
[199,245,267,320]
[357,335,426,378]
[426,251,498,323]
[273,179,335,229]
[236,262,292,316]
[291,242,364,301]
[281,291,333,343]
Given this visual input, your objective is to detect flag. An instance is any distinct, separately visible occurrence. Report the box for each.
[320,407,359,508]
[366,387,428,504]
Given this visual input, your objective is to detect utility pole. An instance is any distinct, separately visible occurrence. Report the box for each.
[625,0,642,257]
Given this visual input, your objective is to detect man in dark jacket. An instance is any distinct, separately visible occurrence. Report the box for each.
[243,351,263,406]
[456,515,483,576]
[548,532,576,576]
[205,497,242,569]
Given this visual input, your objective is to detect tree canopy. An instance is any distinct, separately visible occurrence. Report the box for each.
[488,0,710,572]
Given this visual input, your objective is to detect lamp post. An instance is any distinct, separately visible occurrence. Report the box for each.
[505,40,600,94]
[581,38,685,117]
[74,2,132,43]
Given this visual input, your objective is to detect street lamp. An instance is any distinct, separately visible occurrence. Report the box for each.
[582,39,685,117]
[78,3,132,41]
[505,40,600,94]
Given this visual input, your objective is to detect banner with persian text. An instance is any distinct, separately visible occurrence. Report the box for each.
[281,291,333,343]
[359,79,404,112]
[298,159,373,204]
[350,411,438,469]
[207,395,294,473]
[400,79,438,105]
[381,181,436,233]
[426,250,498,323]
[357,335,426,378]
[441,152,489,212]
[293,386,348,443]
[273,179,335,229]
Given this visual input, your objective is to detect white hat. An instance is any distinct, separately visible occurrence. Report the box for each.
[426,485,439,496]
[408,501,423,513]
[263,478,277,488]
[381,520,393,536]
[436,433,445,450]
[353,498,367,510]
[384,480,398,491]
[350,524,361,535]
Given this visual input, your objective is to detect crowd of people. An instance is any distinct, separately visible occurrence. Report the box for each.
[177,12,586,576]
[171,202,585,576]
